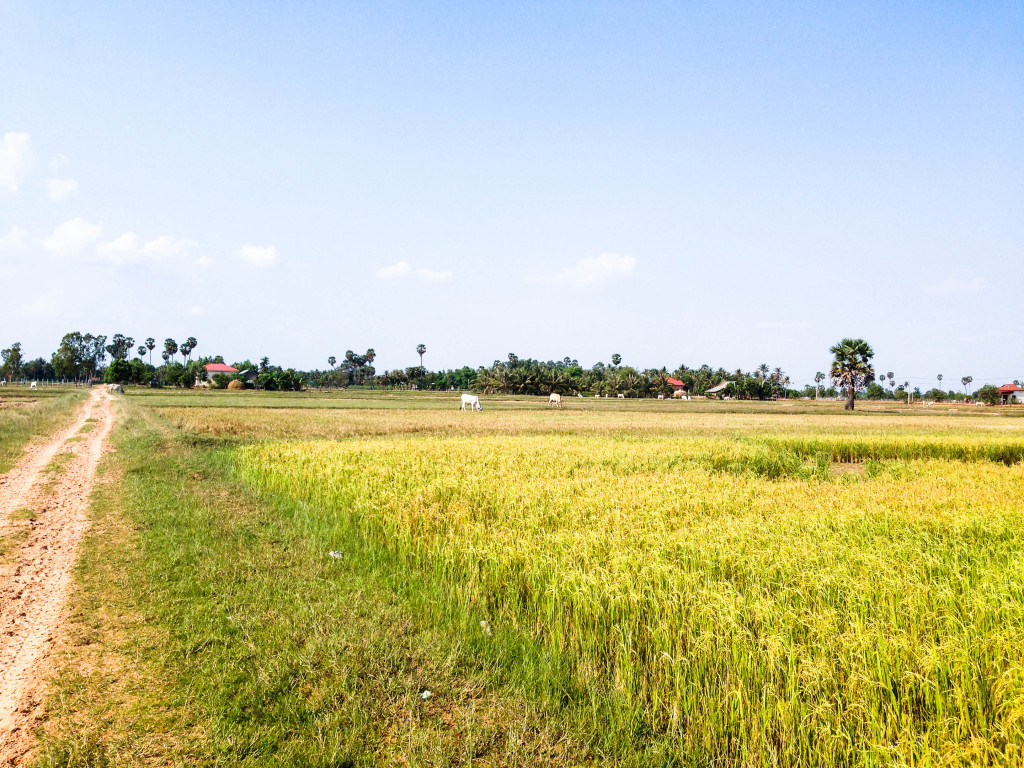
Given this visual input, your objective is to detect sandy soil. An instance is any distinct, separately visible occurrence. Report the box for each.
[0,388,113,765]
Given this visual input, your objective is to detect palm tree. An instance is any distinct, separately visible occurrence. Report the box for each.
[146,337,155,366]
[961,376,973,395]
[137,345,147,360]
[829,338,875,411]
[937,374,943,393]
[814,371,825,399]
[183,336,198,363]
[328,356,336,369]
[416,344,426,368]
[164,338,178,364]
[887,371,895,395]
[611,353,621,367]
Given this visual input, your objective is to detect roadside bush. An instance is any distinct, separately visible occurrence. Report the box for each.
[210,373,229,389]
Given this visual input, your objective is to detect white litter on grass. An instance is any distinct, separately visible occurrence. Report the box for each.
[328,551,344,559]
[420,690,432,701]
[480,620,492,636]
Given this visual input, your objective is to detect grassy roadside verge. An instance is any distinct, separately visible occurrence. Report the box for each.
[0,388,89,473]
[34,398,593,766]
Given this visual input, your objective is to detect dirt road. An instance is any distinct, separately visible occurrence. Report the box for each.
[0,388,114,765]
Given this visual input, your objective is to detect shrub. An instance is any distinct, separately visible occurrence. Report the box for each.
[975,384,1001,405]
[210,374,229,389]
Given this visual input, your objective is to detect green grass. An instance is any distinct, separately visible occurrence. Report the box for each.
[0,387,88,472]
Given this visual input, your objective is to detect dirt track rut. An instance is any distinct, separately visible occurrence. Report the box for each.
[0,388,113,765]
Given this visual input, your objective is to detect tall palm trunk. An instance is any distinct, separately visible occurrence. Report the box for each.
[845,385,855,411]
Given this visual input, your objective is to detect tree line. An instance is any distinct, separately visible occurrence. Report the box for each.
[2,335,1010,404]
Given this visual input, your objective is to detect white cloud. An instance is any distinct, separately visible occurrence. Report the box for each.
[96,232,199,265]
[375,260,452,282]
[527,252,637,286]
[186,305,205,316]
[238,244,277,266]
[924,276,988,296]
[43,217,103,257]
[0,132,34,195]
[195,255,214,267]
[46,178,78,201]
[18,290,64,318]
[0,226,29,251]
[49,153,70,171]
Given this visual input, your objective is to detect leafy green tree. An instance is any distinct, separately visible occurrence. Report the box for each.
[1,342,23,380]
[975,384,1000,406]
[52,332,87,380]
[104,359,132,384]
[829,338,875,411]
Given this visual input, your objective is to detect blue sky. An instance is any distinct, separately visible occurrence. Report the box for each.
[1,1,1021,386]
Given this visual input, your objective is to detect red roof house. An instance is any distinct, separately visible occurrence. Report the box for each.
[205,363,238,374]
[998,384,1024,405]
[666,377,686,392]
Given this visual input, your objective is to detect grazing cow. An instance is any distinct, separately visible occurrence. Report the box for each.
[0,380,5,386]
[548,393,562,408]
[617,393,625,399]
[460,393,483,412]
[577,393,583,398]
[657,393,664,400]
[29,381,38,390]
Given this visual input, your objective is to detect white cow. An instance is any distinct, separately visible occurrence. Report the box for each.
[617,393,625,399]
[657,393,664,400]
[460,393,483,412]
[108,383,124,394]
[29,381,38,390]
[548,393,562,408]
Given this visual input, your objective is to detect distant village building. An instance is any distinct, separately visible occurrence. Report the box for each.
[705,381,731,399]
[999,384,1024,405]
[197,362,238,387]
[666,377,688,398]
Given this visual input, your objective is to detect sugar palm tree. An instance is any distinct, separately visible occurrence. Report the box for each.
[328,356,336,369]
[814,371,825,399]
[164,338,178,364]
[937,374,943,393]
[611,353,621,367]
[137,345,147,360]
[830,338,875,411]
[182,336,198,363]
[145,337,155,366]
[961,376,973,395]
[416,344,426,368]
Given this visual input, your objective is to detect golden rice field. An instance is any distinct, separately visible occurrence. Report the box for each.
[192,396,1024,766]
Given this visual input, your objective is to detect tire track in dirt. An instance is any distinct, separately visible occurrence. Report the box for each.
[0,388,114,765]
